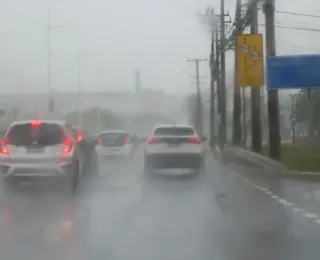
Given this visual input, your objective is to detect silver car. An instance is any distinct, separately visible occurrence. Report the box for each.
[0,120,85,191]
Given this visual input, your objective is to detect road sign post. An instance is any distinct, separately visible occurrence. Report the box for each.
[236,34,264,88]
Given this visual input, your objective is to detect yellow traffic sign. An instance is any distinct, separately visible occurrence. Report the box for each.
[237,33,264,87]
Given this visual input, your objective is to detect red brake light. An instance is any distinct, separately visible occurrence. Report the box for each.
[31,120,41,127]
[147,137,161,144]
[0,138,9,155]
[124,137,129,144]
[188,137,201,143]
[98,138,102,144]
[76,135,83,142]
[62,136,73,154]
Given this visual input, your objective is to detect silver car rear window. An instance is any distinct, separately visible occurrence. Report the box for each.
[6,123,64,146]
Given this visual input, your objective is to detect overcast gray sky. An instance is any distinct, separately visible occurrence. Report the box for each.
[0,0,319,94]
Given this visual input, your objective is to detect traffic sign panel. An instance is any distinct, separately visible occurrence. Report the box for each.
[237,34,264,87]
[267,55,320,89]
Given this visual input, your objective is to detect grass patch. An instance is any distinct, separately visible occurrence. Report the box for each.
[263,145,320,172]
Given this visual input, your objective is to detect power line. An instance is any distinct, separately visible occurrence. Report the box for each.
[275,10,320,18]
[259,24,320,32]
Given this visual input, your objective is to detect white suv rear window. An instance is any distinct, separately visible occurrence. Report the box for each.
[153,127,195,136]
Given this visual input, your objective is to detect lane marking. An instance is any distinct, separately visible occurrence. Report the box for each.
[278,199,293,206]
[303,213,318,219]
[232,172,320,227]
[293,208,304,212]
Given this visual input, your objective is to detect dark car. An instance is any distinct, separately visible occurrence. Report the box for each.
[71,127,98,176]
[0,129,7,139]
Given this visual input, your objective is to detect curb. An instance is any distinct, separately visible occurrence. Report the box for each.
[212,146,224,162]
[283,171,320,181]
[225,146,287,172]
[212,147,320,182]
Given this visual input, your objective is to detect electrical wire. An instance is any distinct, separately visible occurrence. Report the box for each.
[259,24,320,32]
[275,10,320,19]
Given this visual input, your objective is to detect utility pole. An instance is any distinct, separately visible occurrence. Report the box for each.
[263,0,281,160]
[215,26,220,117]
[200,7,218,148]
[242,88,247,146]
[232,0,242,146]
[209,9,216,148]
[219,0,226,148]
[187,58,207,137]
[250,1,262,153]
[218,0,232,148]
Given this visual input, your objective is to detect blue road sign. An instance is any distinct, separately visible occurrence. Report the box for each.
[267,54,320,89]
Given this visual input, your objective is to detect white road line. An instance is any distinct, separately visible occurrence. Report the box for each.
[278,199,293,206]
[233,172,320,227]
[303,213,319,219]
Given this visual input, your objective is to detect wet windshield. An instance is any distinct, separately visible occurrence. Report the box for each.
[0,0,319,259]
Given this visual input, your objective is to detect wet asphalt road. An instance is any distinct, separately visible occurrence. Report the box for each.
[0,149,320,260]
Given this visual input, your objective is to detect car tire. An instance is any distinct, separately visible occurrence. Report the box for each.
[1,177,18,194]
[143,156,152,176]
[72,161,80,191]
[64,161,79,195]
[91,152,98,176]
[195,159,205,175]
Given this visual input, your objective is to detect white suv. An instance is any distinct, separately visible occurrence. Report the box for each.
[143,124,205,173]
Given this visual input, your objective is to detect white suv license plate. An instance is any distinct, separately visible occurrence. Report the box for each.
[167,143,180,147]
[107,148,120,152]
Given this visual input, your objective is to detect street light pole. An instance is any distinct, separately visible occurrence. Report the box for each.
[77,51,82,128]
[47,4,52,94]
[47,4,53,118]
[46,4,68,118]
[77,51,98,129]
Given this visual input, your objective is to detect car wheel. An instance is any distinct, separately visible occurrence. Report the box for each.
[1,177,18,194]
[72,161,80,191]
[91,152,98,176]
[64,161,79,195]
[143,157,150,174]
[144,156,154,178]
[194,160,205,175]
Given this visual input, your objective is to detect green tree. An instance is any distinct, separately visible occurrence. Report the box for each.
[294,90,320,131]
